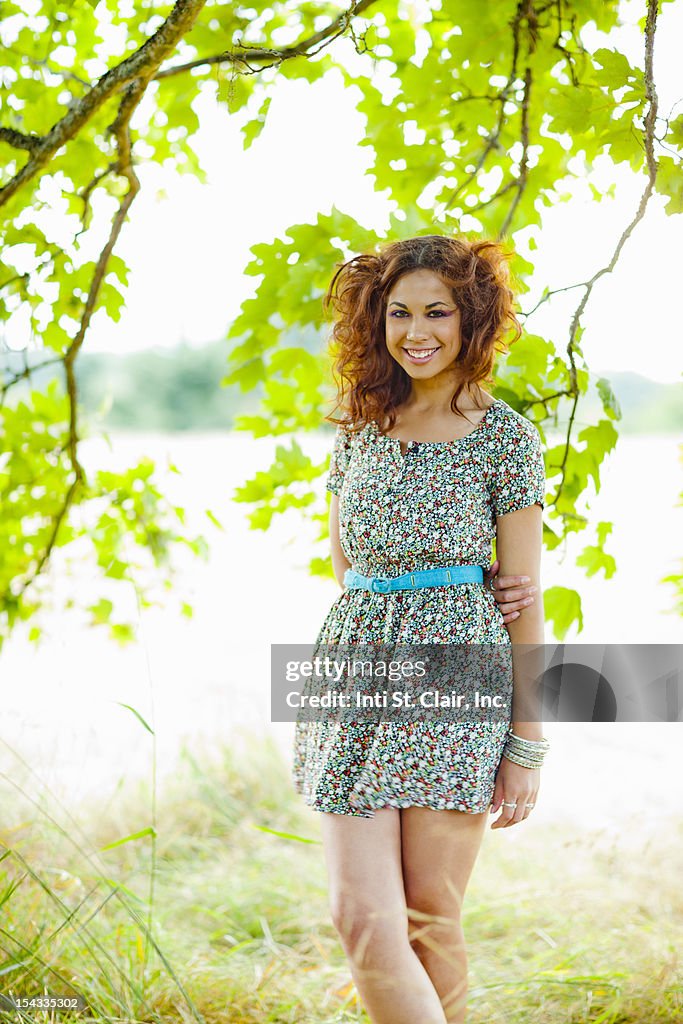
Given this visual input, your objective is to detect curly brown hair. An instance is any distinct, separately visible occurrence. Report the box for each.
[323,234,521,433]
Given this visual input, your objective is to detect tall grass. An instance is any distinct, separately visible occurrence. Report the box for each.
[1,730,681,1023]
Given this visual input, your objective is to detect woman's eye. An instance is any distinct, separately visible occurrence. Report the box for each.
[388,310,448,318]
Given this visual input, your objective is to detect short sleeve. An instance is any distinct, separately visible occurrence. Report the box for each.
[326,424,354,495]
[491,418,545,517]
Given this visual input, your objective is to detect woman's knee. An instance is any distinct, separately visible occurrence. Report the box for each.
[404,885,463,945]
[329,890,408,952]
[405,876,462,918]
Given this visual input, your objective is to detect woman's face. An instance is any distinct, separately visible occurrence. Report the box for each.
[384,268,463,378]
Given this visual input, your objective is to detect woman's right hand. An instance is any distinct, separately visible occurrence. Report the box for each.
[484,558,538,624]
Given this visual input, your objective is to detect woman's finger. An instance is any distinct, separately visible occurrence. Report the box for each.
[492,578,533,599]
[499,796,530,828]
[510,798,528,826]
[521,796,536,821]
[491,797,518,829]
[496,594,536,613]
[483,559,498,584]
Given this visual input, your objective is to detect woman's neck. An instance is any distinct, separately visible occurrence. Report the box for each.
[402,382,491,415]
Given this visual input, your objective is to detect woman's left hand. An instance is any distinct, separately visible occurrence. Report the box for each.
[490,757,539,828]
[484,558,538,625]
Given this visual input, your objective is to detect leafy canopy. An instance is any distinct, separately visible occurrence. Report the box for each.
[1,0,681,646]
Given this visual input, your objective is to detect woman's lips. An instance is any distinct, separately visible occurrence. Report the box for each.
[403,346,439,364]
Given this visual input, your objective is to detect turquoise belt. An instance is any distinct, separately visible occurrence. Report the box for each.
[344,564,484,594]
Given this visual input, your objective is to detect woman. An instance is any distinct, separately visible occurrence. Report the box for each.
[292,234,548,1024]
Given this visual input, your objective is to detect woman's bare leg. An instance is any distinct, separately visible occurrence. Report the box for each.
[320,808,448,1024]
[401,807,489,1023]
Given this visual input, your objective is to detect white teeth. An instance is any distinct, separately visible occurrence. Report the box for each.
[405,348,438,359]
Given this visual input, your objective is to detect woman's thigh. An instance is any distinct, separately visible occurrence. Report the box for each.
[319,808,407,943]
[401,806,489,916]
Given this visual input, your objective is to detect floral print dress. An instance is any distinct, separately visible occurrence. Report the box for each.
[291,398,546,818]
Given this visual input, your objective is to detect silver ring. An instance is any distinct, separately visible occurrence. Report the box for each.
[502,801,517,807]
[525,802,535,808]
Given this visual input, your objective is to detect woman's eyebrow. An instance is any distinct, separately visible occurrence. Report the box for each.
[388,300,452,308]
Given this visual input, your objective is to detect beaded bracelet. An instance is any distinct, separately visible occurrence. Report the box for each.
[502,729,550,769]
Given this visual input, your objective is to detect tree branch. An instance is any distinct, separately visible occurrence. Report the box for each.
[0,0,207,209]
[77,164,118,234]
[551,0,583,87]
[443,0,536,213]
[154,0,379,80]
[0,127,43,152]
[0,355,64,399]
[62,80,145,488]
[5,0,377,608]
[17,81,148,596]
[519,280,587,319]
[0,270,30,292]
[547,0,660,505]
[498,65,532,238]
[11,7,199,593]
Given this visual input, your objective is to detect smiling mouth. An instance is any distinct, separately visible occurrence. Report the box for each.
[403,347,440,362]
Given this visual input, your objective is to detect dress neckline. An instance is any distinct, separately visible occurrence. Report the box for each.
[371,398,500,453]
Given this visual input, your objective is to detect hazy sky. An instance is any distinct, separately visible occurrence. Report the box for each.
[38,1,683,383]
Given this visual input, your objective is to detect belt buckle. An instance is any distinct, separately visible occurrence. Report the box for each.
[370,577,391,594]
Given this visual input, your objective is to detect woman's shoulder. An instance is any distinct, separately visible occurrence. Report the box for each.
[330,418,371,437]
[489,398,542,443]
[328,418,374,453]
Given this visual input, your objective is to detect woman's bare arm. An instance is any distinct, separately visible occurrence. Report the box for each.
[495,503,545,740]
[329,493,351,587]
[490,501,545,828]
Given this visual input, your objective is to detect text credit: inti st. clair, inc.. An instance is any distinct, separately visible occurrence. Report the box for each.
[283,654,508,710]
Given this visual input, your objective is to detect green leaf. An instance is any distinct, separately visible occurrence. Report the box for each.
[252,824,321,844]
[545,87,594,136]
[665,113,683,148]
[243,94,272,150]
[655,156,683,216]
[543,586,584,640]
[100,826,156,852]
[596,377,621,420]
[576,541,617,579]
[115,702,155,735]
[309,555,334,578]
[592,48,638,89]
[205,508,224,530]
[88,598,113,625]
